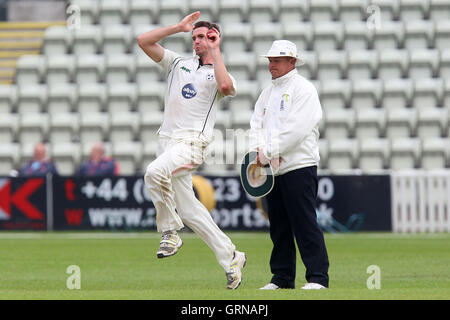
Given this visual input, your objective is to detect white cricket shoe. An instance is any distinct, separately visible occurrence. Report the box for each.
[259,283,280,290]
[156,230,183,258]
[301,282,326,290]
[226,250,246,289]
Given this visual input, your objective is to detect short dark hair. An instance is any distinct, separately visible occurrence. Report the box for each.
[193,21,221,34]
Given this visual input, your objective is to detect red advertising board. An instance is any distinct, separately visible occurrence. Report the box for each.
[0,177,47,230]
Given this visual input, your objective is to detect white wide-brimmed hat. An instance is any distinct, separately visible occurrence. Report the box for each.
[260,40,305,66]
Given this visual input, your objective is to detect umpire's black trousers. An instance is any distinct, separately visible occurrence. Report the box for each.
[266,165,329,288]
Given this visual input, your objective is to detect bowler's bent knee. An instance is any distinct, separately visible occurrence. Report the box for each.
[144,163,167,188]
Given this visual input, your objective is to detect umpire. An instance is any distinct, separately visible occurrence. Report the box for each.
[249,40,329,290]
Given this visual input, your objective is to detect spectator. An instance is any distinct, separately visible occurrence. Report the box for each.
[18,143,59,176]
[76,142,120,176]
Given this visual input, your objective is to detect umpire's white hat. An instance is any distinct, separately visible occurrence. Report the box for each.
[260,40,305,66]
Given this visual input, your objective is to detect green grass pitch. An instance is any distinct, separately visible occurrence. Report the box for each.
[0,231,448,300]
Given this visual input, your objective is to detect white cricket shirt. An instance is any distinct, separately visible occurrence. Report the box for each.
[156,48,237,141]
[249,69,323,175]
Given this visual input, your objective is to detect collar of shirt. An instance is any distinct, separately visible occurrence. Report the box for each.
[194,54,213,70]
[271,68,298,86]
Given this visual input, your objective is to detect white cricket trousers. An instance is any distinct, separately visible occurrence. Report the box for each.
[144,135,236,272]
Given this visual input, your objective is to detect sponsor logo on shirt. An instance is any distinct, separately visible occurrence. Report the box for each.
[181,83,197,99]
[180,66,191,73]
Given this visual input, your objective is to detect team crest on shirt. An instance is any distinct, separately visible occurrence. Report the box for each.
[206,73,214,81]
[182,83,197,99]
[280,94,289,111]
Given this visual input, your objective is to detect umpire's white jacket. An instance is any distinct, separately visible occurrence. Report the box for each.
[249,69,322,176]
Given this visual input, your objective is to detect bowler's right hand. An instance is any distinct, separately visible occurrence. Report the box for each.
[177,11,200,32]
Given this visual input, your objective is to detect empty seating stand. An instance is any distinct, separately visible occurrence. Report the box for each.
[1,0,450,175]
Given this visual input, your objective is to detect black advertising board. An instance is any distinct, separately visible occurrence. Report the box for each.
[52,176,157,230]
[0,177,47,230]
[51,175,269,231]
[50,174,391,232]
[207,174,392,232]
[0,174,392,231]
[316,175,392,232]
[200,175,270,230]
